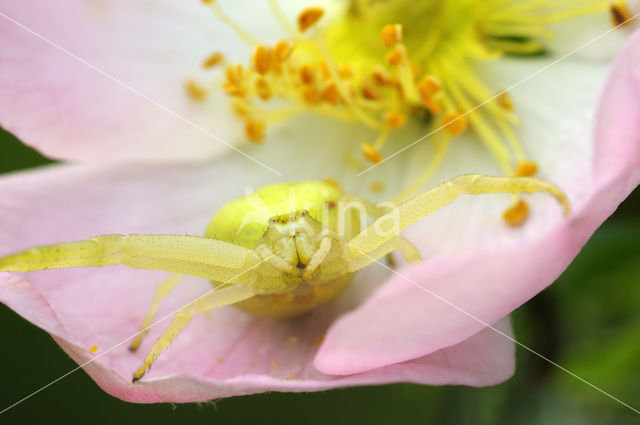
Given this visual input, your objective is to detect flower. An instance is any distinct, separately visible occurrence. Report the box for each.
[0,0,639,403]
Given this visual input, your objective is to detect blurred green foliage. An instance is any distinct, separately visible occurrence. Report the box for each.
[0,130,638,424]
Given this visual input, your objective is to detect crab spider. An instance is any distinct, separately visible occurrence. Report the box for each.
[0,174,569,382]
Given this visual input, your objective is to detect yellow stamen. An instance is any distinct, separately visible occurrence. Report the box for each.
[321,84,340,105]
[503,200,530,227]
[274,40,293,61]
[515,160,538,177]
[385,44,405,66]
[302,86,320,105]
[255,78,272,101]
[497,92,514,111]
[362,141,382,163]
[185,79,208,101]
[418,75,442,96]
[202,52,224,69]
[299,65,315,85]
[251,45,273,75]
[245,119,266,143]
[298,7,324,32]
[384,110,407,129]
[380,23,403,47]
[611,1,633,26]
[442,112,467,136]
[90,345,98,353]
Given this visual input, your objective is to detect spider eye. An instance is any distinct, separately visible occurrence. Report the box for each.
[300,211,306,216]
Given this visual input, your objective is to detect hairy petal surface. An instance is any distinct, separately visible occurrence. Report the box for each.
[0,0,258,162]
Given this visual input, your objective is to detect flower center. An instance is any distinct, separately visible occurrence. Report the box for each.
[189,0,626,225]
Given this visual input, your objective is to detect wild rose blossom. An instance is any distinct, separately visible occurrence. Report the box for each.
[0,0,639,403]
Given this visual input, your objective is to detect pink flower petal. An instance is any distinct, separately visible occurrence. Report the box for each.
[315,31,640,375]
[0,0,249,162]
[0,162,515,402]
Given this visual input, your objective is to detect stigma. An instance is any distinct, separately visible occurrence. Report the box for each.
[189,0,618,225]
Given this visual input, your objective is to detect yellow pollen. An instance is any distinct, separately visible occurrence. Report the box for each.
[271,360,279,370]
[380,23,403,47]
[225,64,244,86]
[515,161,538,177]
[255,78,272,101]
[185,79,207,101]
[251,45,272,75]
[442,112,468,136]
[338,64,354,79]
[361,80,381,100]
[497,92,515,111]
[503,200,530,227]
[299,65,315,85]
[302,86,320,105]
[273,40,293,62]
[362,141,383,163]
[611,1,633,26]
[222,83,245,97]
[89,345,98,353]
[289,336,298,344]
[245,119,266,143]
[202,52,224,69]
[286,373,294,380]
[385,44,406,66]
[232,102,249,117]
[323,177,342,188]
[314,335,325,345]
[418,75,441,96]
[372,66,392,85]
[216,356,223,363]
[321,84,340,105]
[384,110,407,129]
[370,181,386,193]
[297,7,324,32]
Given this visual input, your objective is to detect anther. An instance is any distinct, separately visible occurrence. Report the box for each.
[202,52,224,69]
[225,64,244,85]
[321,84,340,105]
[302,86,320,105]
[298,7,324,32]
[611,1,632,26]
[384,110,407,129]
[255,78,272,101]
[497,92,514,111]
[442,112,468,136]
[185,79,208,101]
[380,23,403,47]
[300,65,315,85]
[245,119,266,143]
[515,161,538,177]
[418,75,441,96]
[362,141,383,163]
[503,200,529,226]
[385,45,406,66]
[251,45,272,75]
[273,40,293,62]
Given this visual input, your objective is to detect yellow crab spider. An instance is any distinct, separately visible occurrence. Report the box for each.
[0,174,569,382]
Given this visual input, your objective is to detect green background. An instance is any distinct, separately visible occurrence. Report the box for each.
[0,129,638,424]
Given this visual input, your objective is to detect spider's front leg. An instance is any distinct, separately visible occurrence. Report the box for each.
[0,234,259,283]
[344,174,570,271]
